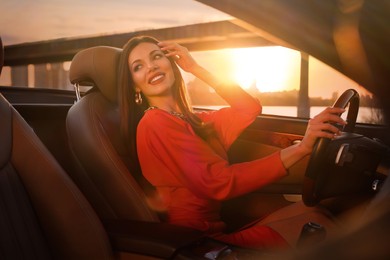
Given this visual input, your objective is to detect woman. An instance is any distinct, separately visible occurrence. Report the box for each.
[118,36,346,249]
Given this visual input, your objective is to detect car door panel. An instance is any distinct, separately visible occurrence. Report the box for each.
[1,87,76,174]
[222,112,387,229]
[222,115,308,229]
[228,115,309,195]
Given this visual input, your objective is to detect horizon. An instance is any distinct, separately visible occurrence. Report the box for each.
[1,0,370,100]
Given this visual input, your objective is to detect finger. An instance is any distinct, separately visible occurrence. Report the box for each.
[331,107,346,114]
[164,51,181,61]
[317,130,338,139]
[164,50,180,57]
[325,107,346,113]
[321,123,342,134]
[307,128,337,141]
[308,122,340,136]
[322,106,345,114]
[157,41,174,48]
[327,114,347,125]
[160,46,182,59]
[312,112,347,125]
[314,113,347,125]
[315,107,345,118]
[158,42,180,52]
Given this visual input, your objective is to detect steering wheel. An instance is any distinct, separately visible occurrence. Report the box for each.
[302,89,360,206]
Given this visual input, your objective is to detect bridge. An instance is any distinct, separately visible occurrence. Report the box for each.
[2,19,309,116]
[5,20,277,66]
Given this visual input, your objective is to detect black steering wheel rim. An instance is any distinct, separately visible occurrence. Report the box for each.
[302,89,360,206]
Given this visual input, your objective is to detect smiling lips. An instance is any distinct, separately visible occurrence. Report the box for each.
[149,73,165,85]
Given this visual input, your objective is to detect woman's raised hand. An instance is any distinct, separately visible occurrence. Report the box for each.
[158,41,198,73]
[299,107,347,155]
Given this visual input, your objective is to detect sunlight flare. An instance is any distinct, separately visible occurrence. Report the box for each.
[229,46,300,92]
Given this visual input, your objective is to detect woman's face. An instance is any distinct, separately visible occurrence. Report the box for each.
[128,42,175,100]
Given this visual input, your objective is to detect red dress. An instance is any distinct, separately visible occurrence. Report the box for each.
[137,85,288,248]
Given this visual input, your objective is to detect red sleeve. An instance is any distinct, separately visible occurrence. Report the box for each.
[137,109,286,201]
[197,84,262,150]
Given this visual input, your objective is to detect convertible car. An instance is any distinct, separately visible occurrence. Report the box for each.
[1,0,389,259]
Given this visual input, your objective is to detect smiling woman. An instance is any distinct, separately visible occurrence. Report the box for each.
[1,0,389,258]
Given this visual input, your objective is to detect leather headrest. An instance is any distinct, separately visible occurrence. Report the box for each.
[69,46,122,103]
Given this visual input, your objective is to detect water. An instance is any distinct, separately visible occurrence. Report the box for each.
[195,105,384,125]
[262,106,383,124]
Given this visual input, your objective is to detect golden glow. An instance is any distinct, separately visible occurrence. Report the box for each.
[228,46,300,92]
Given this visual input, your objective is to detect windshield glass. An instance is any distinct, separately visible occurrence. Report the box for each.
[0,0,230,45]
[0,0,384,125]
[186,48,383,124]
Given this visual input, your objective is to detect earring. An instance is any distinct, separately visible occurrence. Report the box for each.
[135,91,143,105]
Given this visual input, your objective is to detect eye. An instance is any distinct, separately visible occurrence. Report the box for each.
[133,64,142,72]
[153,53,163,60]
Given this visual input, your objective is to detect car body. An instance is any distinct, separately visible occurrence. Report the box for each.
[1,0,389,259]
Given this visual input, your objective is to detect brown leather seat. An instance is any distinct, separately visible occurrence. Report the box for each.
[66,46,159,222]
[65,46,342,246]
[0,37,113,259]
[0,37,3,75]
[4,37,388,258]
[0,38,209,259]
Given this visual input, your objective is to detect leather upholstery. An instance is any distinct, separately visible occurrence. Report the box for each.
[0,39,204,260]
[0,40,244,259]
[67,46,159,222]
[0,37,3,75]
[69,46,120,103]
[0,38,113,259]
[0,88,11,168]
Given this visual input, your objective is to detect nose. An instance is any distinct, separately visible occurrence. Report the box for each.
[147,62,158,72]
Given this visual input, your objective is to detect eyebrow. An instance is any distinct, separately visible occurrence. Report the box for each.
[130,49,162,67]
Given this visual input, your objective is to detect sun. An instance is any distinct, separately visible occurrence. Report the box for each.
[229,46,300,92]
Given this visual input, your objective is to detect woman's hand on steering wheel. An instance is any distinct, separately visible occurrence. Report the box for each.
[303,89,360,206]
[299,107,347,156]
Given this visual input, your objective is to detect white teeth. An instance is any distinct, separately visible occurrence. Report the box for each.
[150,74,164,83]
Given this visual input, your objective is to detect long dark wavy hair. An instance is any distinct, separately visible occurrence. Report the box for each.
[118,36,213,168]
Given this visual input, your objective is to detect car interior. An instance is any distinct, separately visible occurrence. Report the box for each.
[3,33,390,259]
[0,37,113,259]
[0,37,222,260]
[66,46,159,223]
[1,1,390,258]
[0,34,286,260]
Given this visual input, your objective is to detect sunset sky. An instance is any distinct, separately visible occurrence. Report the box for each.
[0,0,367,98]
[187,47,365,98]
[0,0,230,45]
